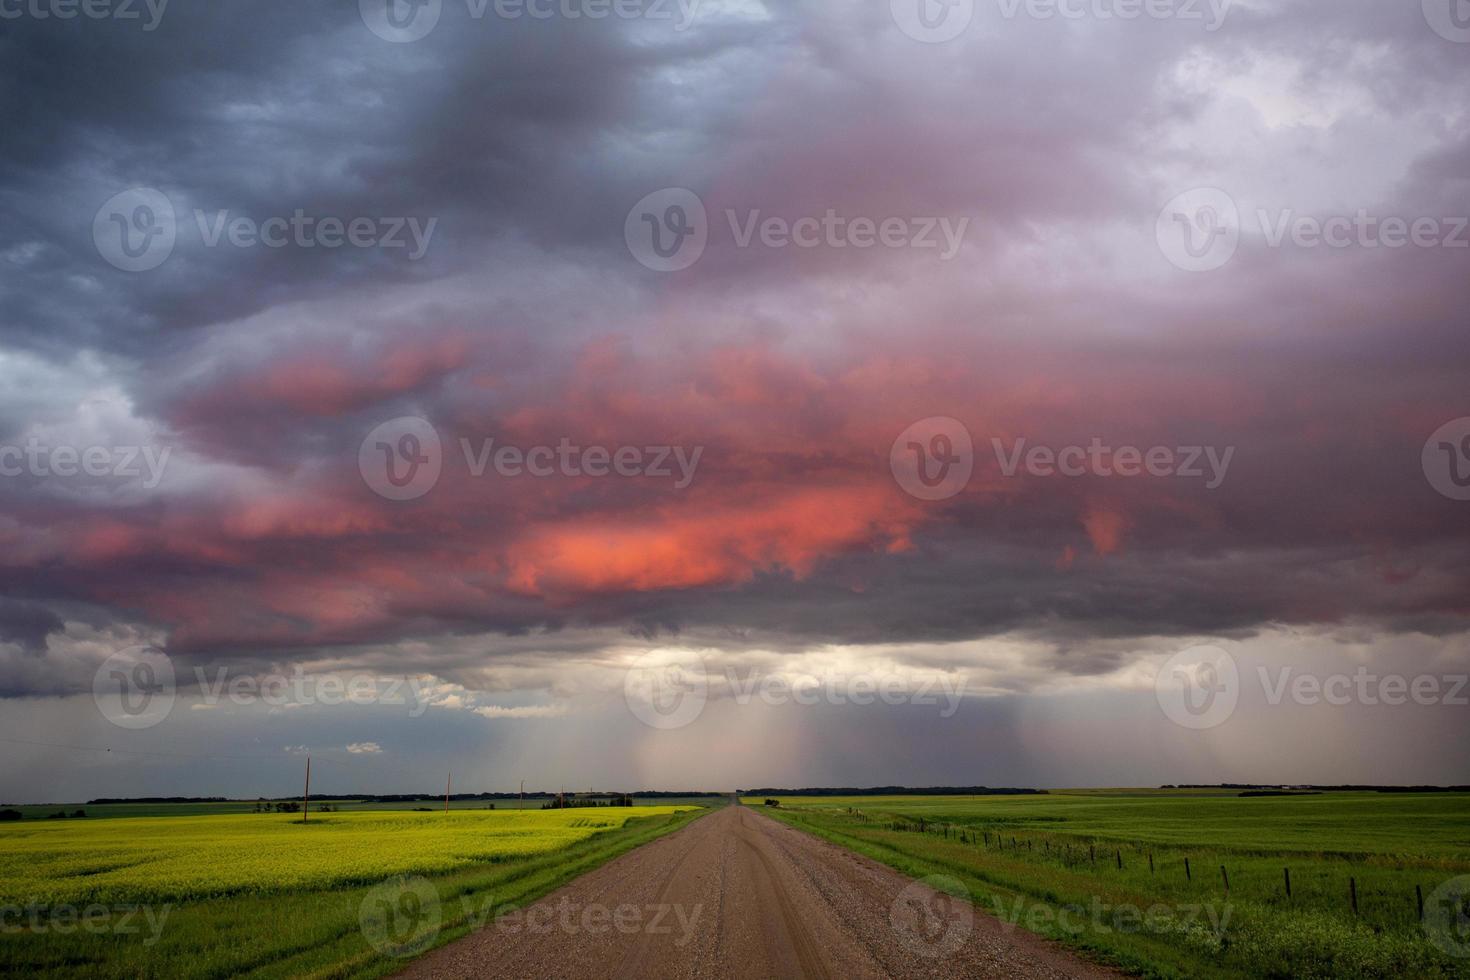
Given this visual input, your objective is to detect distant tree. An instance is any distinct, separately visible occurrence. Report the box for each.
[0,809,21,821]
[72,810,86,818]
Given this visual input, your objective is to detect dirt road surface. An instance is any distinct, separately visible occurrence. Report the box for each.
[396,804,1122,980]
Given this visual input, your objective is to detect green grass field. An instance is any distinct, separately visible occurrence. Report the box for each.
[747,791,1470,979]
[4,796,720,820]
[0,804,708,978]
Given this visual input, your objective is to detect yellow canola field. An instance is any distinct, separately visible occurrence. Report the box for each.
[0,807,690,905]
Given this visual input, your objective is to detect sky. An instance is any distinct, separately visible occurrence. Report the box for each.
[1,0,1468,803]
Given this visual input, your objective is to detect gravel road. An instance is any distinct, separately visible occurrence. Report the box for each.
[396,804,1122,979]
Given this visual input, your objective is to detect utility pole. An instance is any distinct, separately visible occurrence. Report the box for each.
[445,772,452,813]
[303,755,311,823]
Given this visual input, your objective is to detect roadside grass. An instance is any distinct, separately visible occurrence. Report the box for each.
[750,792,1470,979]
[0,806,709,979]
